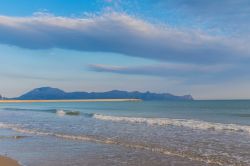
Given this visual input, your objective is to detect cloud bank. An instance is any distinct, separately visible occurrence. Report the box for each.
[0,12,248,64]
[88,63,232,77]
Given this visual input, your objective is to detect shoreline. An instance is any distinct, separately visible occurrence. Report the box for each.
[0,156,21,166]
[0,99,142,103]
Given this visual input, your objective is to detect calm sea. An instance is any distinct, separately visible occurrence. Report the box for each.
[0,100,250,166]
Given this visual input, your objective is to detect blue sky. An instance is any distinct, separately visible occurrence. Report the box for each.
[0,0,250,99]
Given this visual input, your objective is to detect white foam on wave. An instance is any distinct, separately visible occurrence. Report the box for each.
[0,122,247,165]
[93,114,250,134]
[0,123,51,136]
[56,109,80,116]
[56,110,66,116]
[0,122,225,165]
[0,122,100,141]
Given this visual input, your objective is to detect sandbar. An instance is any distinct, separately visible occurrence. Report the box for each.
[0,99,142,103]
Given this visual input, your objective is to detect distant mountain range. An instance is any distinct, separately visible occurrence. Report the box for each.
[12,87,193,101]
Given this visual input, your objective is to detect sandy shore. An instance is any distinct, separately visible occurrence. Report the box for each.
[0,156,20,166]
[0,99,142,103]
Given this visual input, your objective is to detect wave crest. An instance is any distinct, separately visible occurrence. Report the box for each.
[56,110,80,116]
[93,114,250,134]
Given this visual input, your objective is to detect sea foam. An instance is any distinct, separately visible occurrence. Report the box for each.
[93,114,250,134]
[0,123,229,165]
[56,110,81,116]
[0,122,244,165]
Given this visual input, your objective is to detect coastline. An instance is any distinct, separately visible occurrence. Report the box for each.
[0,99,142,103]
[0,156,20,166]
[0,101,250,165]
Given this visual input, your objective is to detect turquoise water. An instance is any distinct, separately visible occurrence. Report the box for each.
[0,100,250,166]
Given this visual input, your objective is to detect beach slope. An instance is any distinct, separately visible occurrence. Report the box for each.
[0,156,20,166]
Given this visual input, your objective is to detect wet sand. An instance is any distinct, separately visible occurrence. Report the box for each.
[0,156,20,166]
[0,99,142,103]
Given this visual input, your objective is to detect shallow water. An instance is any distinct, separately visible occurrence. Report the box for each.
[0,100,250,166]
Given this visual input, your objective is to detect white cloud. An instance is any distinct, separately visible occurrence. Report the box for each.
[0,12,249,64]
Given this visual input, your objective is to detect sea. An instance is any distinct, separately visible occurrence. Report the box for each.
[0,100,250,166]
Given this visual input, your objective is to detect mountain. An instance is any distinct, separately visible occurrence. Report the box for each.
[14,87,194,101]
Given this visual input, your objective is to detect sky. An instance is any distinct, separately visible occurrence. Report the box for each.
[0,0,250,99]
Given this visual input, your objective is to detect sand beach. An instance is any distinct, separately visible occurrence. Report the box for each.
[0,156,20,166]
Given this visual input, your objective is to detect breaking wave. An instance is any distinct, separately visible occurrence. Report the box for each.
[0,122,243,166]
[2,107,250,133]
[93,114,250,134]
[56,110,80,116]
